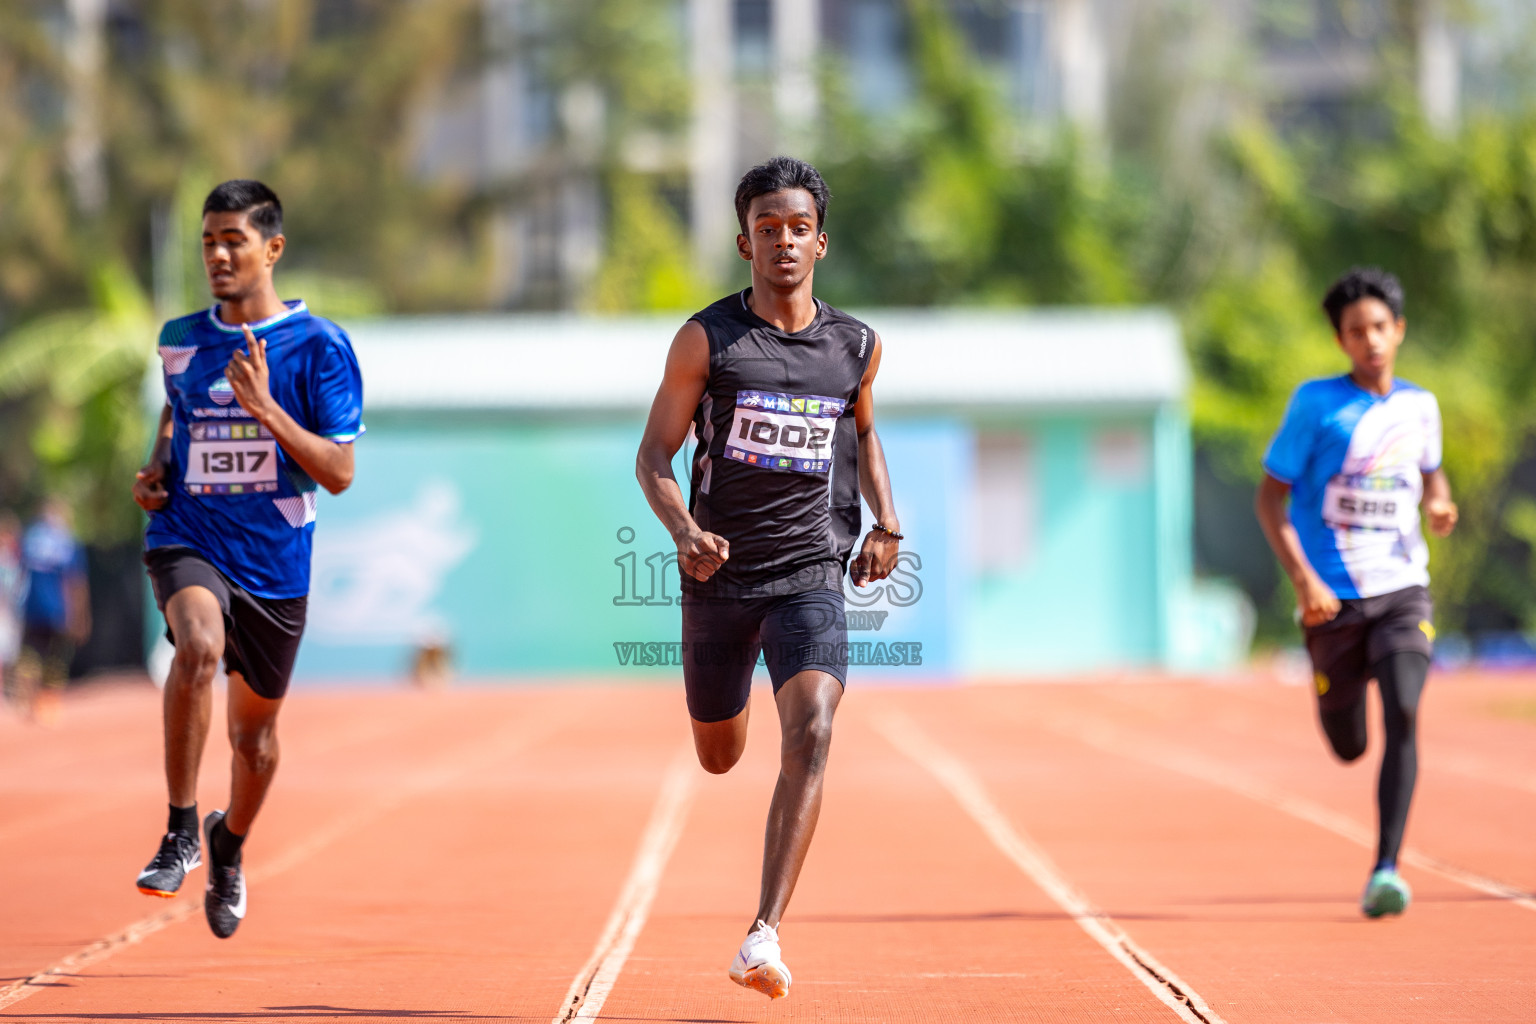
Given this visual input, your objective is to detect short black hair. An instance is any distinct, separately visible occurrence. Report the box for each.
[203,179,283,239]
[734,157,830,234]
[1321,266,1404,332]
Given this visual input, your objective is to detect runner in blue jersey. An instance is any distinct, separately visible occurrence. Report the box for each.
[1256,266,1457,919]
[131,180,363,938]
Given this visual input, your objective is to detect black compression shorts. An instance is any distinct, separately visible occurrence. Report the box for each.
[145,546,307,700]
[1304,584,1433,711]
[681,587,847,723]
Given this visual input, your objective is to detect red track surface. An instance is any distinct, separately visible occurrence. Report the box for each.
[2,671,1534,1022]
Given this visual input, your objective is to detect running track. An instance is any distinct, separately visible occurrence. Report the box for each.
[3,672,1534,1022]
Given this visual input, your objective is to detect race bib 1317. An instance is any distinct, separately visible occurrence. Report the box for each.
[185,420,279,495]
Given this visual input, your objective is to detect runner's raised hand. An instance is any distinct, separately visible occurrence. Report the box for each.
[226,324,274,420]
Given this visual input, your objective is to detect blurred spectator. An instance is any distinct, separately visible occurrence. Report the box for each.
[12,499,90,723]
[0,511,23,703]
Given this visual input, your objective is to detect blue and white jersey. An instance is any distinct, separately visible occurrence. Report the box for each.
[1263,375,1442,600]
[20,516,85,630]
[145,300,364,599]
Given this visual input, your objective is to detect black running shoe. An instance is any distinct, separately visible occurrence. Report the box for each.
[136,829,201,897]
[203,810,246,939]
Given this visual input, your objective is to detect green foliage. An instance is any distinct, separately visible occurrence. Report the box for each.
[0,2,485,536]
[1188,98,1536,632]
[0,263,154,541]
[811,1,1536,637]
[3,0,1536,641]
[587,172,712,313]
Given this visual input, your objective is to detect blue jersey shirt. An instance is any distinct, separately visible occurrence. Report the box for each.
[21,517,86,630]
[145,300,364,599]
[1263,375,1441,601]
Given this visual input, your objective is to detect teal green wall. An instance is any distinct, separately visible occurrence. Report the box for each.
[216,405,1194,683]
[295,418,681,678]
[960,415,1164,672]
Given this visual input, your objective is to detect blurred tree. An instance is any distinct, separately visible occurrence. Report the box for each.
[3,0,1536,645]
[0,264,154,542]
[811,0,1536,640]
[526,0,706,312]
[813,0,1148,307]
[0,0,488,543]
[1187,99,1536,635]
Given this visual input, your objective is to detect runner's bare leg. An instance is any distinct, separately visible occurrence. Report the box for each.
[754,669,841,929]
[162,586,225,806]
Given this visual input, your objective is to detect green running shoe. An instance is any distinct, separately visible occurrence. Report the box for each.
[1361,868,1411,918]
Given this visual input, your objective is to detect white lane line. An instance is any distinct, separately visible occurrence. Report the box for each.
[0,708,574,1011]
[1044,713,1536,913]
[874,711,1226,1024]
[552,744,699,1024]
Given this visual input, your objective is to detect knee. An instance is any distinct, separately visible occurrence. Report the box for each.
[693,724,746,775]
[783,708,835,775]
[697,747,742,775]
[1388,706,1418,743]
[1325,725,1368,761]
[1330,739,1368,763]
[230,725,278,775]
[170,630,221,684]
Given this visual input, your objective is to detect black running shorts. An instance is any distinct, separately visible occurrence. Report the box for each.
[681,587,847,723]
[1304,584,1434,712]
[145,546,307,700]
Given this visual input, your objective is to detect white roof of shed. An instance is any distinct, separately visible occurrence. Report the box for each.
[347,307,1186,412]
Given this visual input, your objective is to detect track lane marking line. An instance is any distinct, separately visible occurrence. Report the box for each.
[552,744,699,1023]
[873,710,1226,1024]
[0,707,577,1011]
[1114,684,1536,805]
[1043,713,1536,913]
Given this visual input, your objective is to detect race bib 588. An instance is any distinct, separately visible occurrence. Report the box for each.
[1322,474,1414,532]
[725,390,845,474]
[185,420,279,495]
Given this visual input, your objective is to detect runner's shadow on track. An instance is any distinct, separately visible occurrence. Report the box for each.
[793,910,1089,923]
[2,1009,520,1021]
[1181,891,1520,906]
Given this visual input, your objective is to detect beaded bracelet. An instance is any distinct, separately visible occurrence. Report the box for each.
[871,522,904,541]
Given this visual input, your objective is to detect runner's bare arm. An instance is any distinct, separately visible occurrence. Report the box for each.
[226,325,355,494]
[1255,473,1340,627]
[636,321,729,582]
[852,334,899,586]
[1422,467,1458,537]
[133,403,175,511]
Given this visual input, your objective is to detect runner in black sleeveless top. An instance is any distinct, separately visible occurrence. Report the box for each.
[637,157,901,1001]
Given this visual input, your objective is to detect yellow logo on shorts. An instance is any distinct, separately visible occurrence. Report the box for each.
[1419,620,1435,641]
[1315,672,1330,696]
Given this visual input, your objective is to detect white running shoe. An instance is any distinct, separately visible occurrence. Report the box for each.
[729,919,791,999]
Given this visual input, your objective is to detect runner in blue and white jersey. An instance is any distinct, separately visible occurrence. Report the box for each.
[131,180,363,939]
[1257,266,1458,919]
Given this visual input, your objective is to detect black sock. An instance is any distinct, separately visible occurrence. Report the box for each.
[168,803,198,837]
[1374,651,1429,868]
[210,818,246,866]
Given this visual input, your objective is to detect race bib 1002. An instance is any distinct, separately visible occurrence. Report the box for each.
[185,420,279,495]
[725,390,845,473]
[1322,474,1414,532]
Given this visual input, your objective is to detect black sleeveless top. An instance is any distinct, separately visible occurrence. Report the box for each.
[684,290,875,598]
